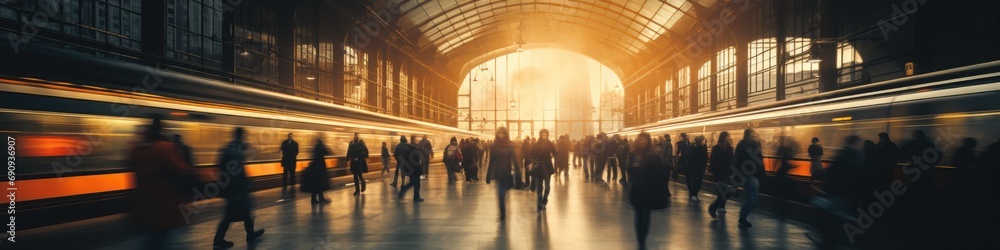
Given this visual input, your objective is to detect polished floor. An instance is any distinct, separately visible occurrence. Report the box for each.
[103,167,819,250]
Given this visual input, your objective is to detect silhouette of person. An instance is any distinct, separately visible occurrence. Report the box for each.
[279,133,299,188]
[347,133,369,195]
[626,132,668,250]
[487,127,518,220]
[213,127,265,248]
[302,134,332,203]
[127,116,198,250]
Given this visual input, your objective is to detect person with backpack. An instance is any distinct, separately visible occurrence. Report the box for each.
[444,137,462,184]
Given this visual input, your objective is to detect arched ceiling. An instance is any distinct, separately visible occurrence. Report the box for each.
[394,0,722,79]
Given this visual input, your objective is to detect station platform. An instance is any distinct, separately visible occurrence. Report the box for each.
[21,167,821,250]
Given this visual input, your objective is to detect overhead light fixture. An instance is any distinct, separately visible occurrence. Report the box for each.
[240,50,249,56]
[306,76,316,80]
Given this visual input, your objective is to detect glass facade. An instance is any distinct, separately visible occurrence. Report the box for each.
[457,49,623,139]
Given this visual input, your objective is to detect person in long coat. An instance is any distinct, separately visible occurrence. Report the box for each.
[555,135,571,179]
[462,138,479,182]
[686,135,709,202]
[301,135,332,203]
[128,117,197,250]
[213,127,265,248]
[347,133,369,195]
[418,135,433,179]
[626,132,669,250]
[487,127,519,220]
[279,133,299,188]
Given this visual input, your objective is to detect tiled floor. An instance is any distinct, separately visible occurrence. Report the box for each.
[104,168,819,250]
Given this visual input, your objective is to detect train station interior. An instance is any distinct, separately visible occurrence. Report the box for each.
[1,0,999,249]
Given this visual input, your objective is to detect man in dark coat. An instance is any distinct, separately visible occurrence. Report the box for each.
[461,139,479,182]
[213,127,264,248]
[555,135,572,179]
[733,129,764,228]
[279,133,299,188]
[398,136,425,202]
[418,135,433,180]
[347,133,369,195]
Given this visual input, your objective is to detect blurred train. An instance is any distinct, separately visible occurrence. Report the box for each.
[617,60,1000,197]
[0,44,488,229]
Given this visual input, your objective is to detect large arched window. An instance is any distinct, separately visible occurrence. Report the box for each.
[677,66,691,115]
[716,46,737,110]
[696,61,712,110]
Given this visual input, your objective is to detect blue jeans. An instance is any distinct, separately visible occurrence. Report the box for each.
[739,176,760,220]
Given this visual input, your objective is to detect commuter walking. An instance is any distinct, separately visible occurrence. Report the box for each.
[301,135,332,203]
[523,136,535,190]
[626,132,669,250]
[616,137,630,184]
[675,133,692,180]
[659,134,674,196]
[381,142,391,176]
[486,127,518,221]
[213,127,265,248]
[592,133,610,185]
[389,136,410,188]
[708,132,735,219]
[418,135,433,180]
[462,138,480,182]
[687,135,708,201]
[398,136,425,202]
[128,117,199,250]
[444,137,462,183]
[734,129,764,228]
[532,129,558,211]
[347,133,369,195]
[555,135,572,179]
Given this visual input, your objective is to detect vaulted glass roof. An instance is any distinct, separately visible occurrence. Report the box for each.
[397,0,716,56]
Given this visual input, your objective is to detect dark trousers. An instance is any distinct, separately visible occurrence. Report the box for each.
[465,163,478,181]
[523,159,532,189]
[606,157,618,181]
[594,158,607,183]
[399,175,421,199]
[634,207,652,249]
[353,173,366,192]
[686,171,703,197]
[281,166,296,187]
[214,217,254,242]
[709,176,734,212]
[446,161,458,183]
[497,181,509,218]
[536,175,551,207]
[392,162,405,185]
[617,157,628,182]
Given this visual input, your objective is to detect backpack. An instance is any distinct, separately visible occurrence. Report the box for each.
[445,145,463,160]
